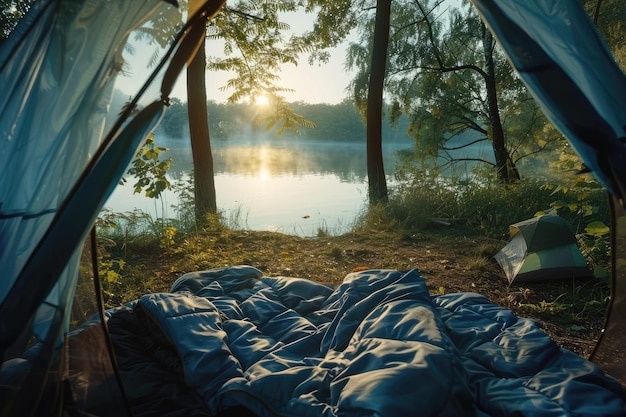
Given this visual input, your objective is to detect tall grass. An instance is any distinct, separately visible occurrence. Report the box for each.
[359,165,609,240]
[459,179,561,236]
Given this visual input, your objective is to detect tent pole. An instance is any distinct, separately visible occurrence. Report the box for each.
[590,193,626,390]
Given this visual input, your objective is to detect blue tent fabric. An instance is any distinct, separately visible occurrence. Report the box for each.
[0,0,180,347]
[103,266,626,417]
[0,1,226,414]
[0,0,225,348]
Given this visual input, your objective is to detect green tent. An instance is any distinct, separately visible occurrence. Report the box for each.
[494,215,592,283]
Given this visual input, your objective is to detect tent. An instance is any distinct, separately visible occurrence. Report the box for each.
[470,0,626,388]
[494,215,592,283]
[0,0,226,415]
[1,0,626,416]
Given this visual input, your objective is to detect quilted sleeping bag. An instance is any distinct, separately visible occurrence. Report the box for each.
[104,265,626,417]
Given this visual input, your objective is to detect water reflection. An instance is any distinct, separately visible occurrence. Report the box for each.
[162,136,410,182]
[106,134,413,236]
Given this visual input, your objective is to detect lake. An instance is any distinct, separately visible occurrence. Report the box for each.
[104,135,419,236]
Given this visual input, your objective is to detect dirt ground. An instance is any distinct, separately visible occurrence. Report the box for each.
[120,228,608,359]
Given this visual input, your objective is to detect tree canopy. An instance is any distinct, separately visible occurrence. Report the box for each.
[299,0,626,182]
[205,1,316,134]
[362,1,554,181]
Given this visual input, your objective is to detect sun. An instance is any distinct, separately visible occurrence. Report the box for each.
[255,95,270,106]
[258,167,270,181]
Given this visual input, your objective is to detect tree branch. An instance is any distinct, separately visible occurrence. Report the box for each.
[412,0,489,79]
[514,144,548,164]
[442,137,488,151]
[441,156,496,167]
[457,115,486,134]
[225,7,264,22]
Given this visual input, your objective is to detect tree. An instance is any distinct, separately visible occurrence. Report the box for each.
[160,97,188,137]
[299,0,393,204]
[206,2,315,134]
[184,0,317,227]
[187,0,218,223]
[384,0,626,182]
[366,0,391,204]
[380,0,553,182]
[159,99,405,142]
[343,1,569,183]
[292,101,367,141]
[480,23,519,181]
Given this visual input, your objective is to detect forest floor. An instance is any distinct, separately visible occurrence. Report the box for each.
[109,228,609,359]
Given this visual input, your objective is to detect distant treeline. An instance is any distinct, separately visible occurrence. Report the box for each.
[158,99,414,143]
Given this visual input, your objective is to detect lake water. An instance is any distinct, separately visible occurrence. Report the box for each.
[104,135,418,236]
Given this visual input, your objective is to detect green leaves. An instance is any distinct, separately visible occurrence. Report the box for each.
[205,1,315,134]
[585,221,610,237]
[540,173,611,270]
[126,134,173,199]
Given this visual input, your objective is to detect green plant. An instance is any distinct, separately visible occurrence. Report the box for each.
[460,178,558,236]
[577,227,611,271]
[518,279,610,329]
[570,280,611,319]
[538,176,609,224]
[170,173,248,234]
[538,175,611,268]
[473,242,499,258]
[519,296,572,321]
[222,205,248,231]
[98,209,167,250]
[317,224,331,238]
[359,202,401,231]
[467,256,491,272]
[125,133,173,199]
[361,164,462,233]
[93,216,128,301]
[95,207,181,304]
[160,226,177,248]
[365,163,560,238]
[171,174,197,233]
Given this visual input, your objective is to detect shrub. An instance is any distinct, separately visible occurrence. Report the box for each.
[362,166,564,238]
[459,178,558,237]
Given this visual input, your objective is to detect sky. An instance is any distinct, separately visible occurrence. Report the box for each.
[160,1,459,105]
[174,1,462,105]
[171,11,357,104]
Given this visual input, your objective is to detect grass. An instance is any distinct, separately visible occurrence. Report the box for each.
[466,255,493,272]
[518,280,610,330]
[363,167,610,241]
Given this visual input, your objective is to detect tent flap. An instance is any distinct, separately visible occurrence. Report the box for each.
[0,0,227,415]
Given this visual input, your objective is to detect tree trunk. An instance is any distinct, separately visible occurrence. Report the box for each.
[482,25,520,182]
[366,0,391,205]
[187,33,217,227]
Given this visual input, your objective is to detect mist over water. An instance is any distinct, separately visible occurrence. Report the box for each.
[104,128,549,236]
[105,133,413,236]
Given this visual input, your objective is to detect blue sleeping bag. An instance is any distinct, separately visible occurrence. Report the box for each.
[108,265,626,416]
